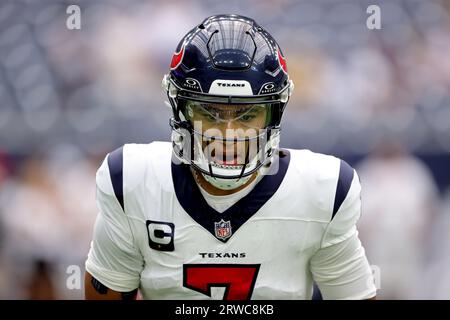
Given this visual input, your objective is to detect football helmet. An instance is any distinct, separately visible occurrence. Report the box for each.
[163,14,294,190]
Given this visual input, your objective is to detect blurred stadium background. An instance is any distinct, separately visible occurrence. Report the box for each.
[0,0,449,299]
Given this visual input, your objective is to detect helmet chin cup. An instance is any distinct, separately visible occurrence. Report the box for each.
[203,173,253,190]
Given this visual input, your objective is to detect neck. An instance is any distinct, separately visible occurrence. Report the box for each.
[192,169,258,196]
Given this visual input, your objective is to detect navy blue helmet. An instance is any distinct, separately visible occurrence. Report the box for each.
[163,14,294,190]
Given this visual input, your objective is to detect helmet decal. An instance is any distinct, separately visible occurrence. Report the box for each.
[183,78,203,92]
[258,82,277,94]
[170,43,185,70]
[277,46,288,74]
[208,80,253,95]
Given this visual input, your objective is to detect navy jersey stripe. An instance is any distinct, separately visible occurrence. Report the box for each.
[107,146,124,211]
[171,150,291,243]
[332,160,354,220]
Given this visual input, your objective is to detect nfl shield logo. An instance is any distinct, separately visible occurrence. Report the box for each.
[214,219,232,240]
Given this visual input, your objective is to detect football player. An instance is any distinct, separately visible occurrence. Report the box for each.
[85,14,377,300]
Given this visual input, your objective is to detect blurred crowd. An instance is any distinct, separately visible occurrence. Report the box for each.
[0,0,449,299]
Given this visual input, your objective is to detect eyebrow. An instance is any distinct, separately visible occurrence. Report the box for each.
[200,105,265,113]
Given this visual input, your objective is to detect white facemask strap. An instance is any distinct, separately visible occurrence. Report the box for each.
[202,172,253,190]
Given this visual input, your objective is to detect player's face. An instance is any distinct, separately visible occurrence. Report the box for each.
[185,101,268,166]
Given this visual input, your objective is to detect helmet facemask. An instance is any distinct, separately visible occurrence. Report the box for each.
[170,98,281,190]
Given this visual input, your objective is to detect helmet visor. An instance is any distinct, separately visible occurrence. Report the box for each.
[184,100,269,131]
[181,100,271,167]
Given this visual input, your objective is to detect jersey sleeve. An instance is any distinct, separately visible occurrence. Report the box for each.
[85,149,144,292]
[310,164,377,300]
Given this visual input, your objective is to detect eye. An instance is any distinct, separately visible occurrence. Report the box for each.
[201,112,217,122]
[240,114,256,122]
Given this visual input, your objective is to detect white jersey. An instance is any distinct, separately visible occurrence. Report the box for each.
[85,141,376,300]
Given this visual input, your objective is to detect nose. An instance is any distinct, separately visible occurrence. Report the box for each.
[216,120,242,137]
[216,119,236,130]
[210,122,241,151]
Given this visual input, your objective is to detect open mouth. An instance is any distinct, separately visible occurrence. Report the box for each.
[213,157,239,166]
[204,142,251,167]
[212,154,240,166]
[209,149,248,167]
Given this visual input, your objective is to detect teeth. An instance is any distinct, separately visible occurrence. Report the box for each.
[211,162,249,169]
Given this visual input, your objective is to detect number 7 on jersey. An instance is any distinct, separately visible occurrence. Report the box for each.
[183,264,260,300]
